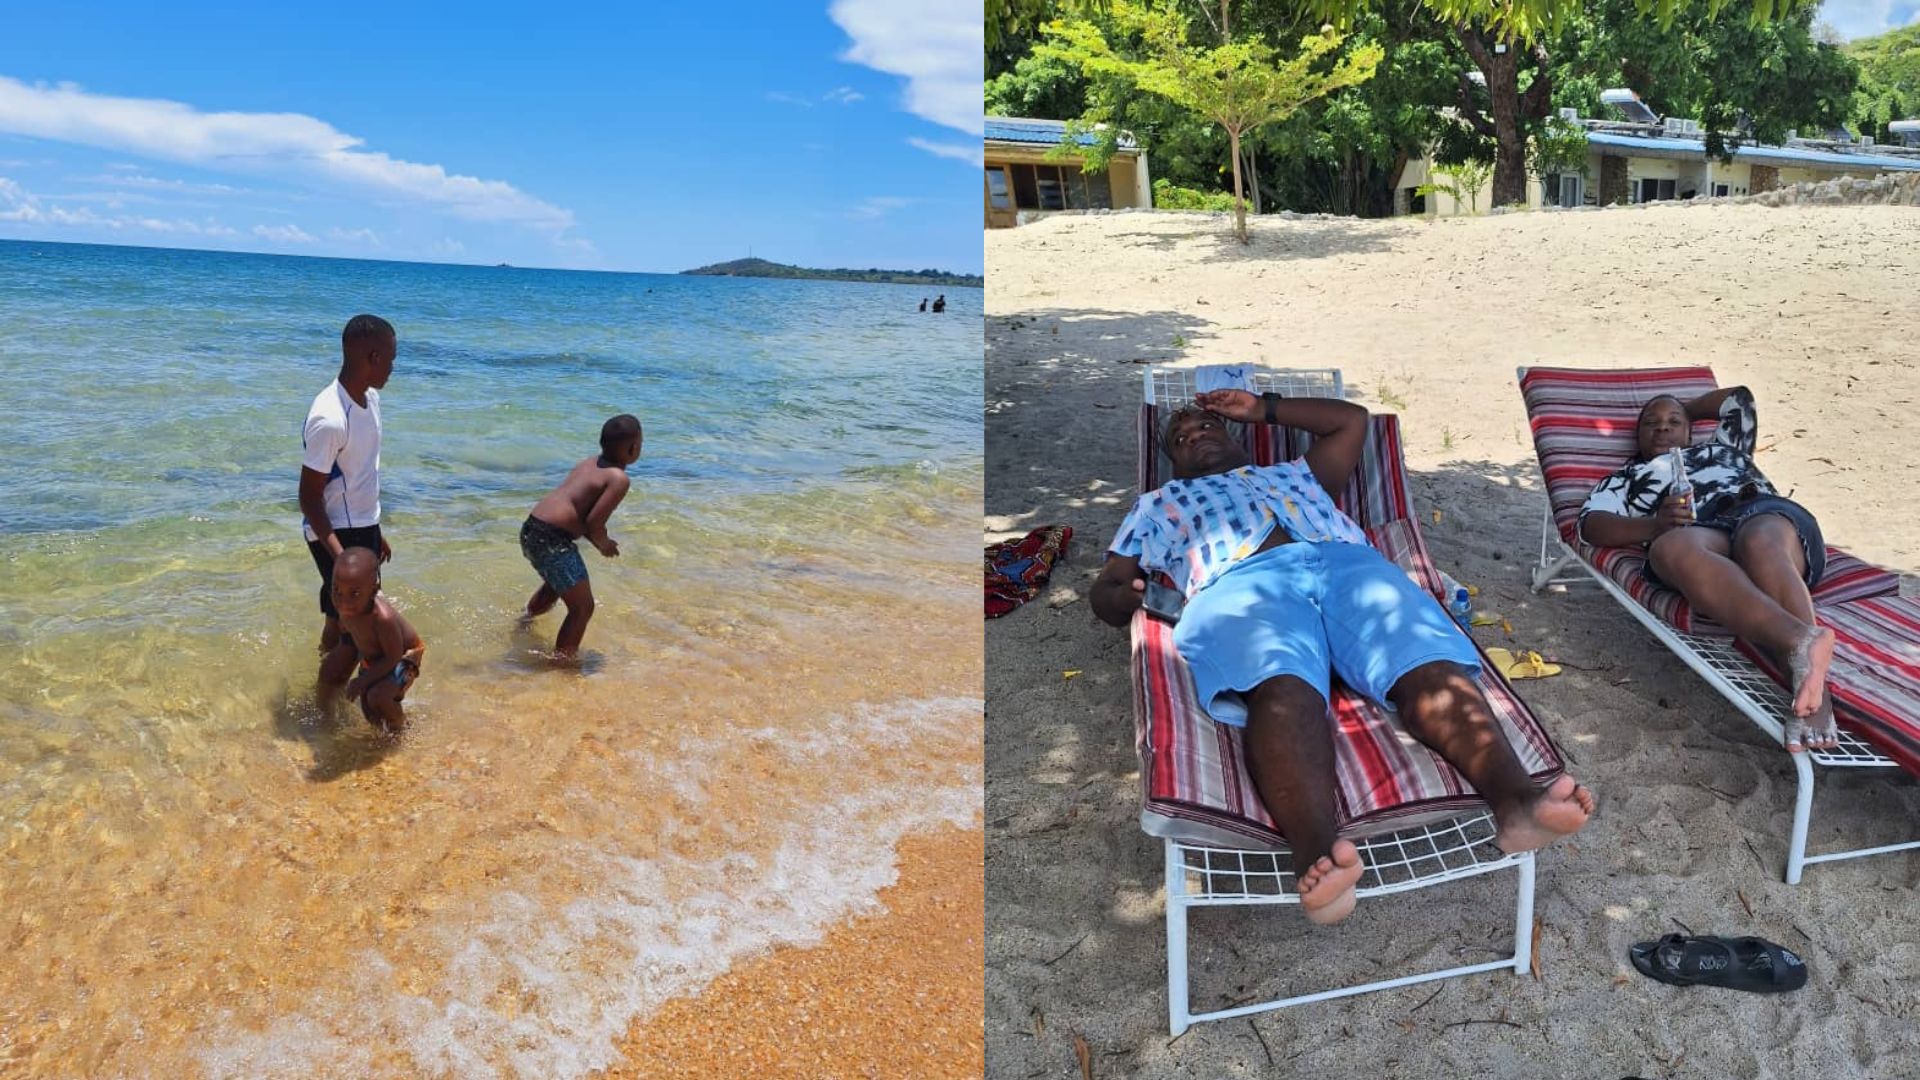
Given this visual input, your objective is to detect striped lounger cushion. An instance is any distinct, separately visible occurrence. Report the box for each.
[1131,406,1565,849]
[1519,365,1898,636]
[1735,596,1920,777]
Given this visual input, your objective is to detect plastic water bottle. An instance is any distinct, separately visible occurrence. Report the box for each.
[1667,446,1694,521]
[1438,571,1473,627]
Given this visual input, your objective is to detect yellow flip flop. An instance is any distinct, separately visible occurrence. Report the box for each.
[1485,647,1562,680]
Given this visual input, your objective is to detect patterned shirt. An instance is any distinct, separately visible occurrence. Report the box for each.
[1579,387,1774,541]
[1109,458,1369,597]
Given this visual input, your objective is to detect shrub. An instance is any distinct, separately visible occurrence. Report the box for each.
[1153,178,1238,212]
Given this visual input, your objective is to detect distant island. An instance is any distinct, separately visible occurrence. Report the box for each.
[682,258,982,288]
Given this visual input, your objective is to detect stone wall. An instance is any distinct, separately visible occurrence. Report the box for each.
[1746,171,1920,208]
[1749,164,1779,193]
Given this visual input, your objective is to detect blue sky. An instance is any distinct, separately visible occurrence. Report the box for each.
[0,1,982,273]
[1819,0,1920,39]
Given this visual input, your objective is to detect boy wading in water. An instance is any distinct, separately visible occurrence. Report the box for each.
[300,314,396,682]
[322,548,426,733]
[519,414,643,659]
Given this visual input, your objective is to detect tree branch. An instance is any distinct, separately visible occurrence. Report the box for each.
[1455,70,1499,138]
[1520,41,1554,119]
[1455,25,1494,71]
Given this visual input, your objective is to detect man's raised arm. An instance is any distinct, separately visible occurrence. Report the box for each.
[1193,389,1369,495]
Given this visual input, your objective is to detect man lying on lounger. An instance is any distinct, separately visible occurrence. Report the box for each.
[1092,391,1594,925]
[1578,386,1836,753]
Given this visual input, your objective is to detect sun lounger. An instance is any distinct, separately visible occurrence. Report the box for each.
[1134,366,1566,1034]
[1519,365,1920,883]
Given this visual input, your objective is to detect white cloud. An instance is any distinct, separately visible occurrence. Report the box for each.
[1,174,238,236]
[1817,0,1920,39]
[825,86,865,105]
[831,0,981,136]
[907,136,983,167]
[82,171,253,195]
[327,225,380,246]
[846,195,916,220]
[0,76,575,231]
[252,223,315,243]
[766,91,815,108]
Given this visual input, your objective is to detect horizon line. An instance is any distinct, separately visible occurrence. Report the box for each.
[0,234,986,282]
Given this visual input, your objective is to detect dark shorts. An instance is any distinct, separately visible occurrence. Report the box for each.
[307,523,384,618]
[1643,496,1826,590]
[520,515,588,594]
[359,650,423,709]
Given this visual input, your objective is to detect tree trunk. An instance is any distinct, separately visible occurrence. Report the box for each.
[1456,28,1552,209]
[1246,146,1261,215]
[1228,126,1247,243]
[1482,45,1526,206]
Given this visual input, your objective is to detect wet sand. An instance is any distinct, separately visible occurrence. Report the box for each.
[602,826,984,1079]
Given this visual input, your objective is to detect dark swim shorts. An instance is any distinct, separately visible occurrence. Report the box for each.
[307,523,385,618]
[1644,495,1826,590]
[520,515,588,593]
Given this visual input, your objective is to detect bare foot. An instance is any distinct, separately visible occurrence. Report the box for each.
[1495,775,1595,854]
[1787,626,1835,719]
[1784,688,1839,753]
[1297,839,1363,925]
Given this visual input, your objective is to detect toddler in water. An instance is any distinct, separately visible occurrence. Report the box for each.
[518,414,643,659]
[324,547,426,733]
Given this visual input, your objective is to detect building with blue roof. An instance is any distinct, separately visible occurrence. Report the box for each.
[985,117,1153,227]
[1394,92,1920,217]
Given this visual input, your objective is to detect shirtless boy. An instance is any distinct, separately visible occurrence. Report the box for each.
[324,547,426,733]
[518,414,643,659]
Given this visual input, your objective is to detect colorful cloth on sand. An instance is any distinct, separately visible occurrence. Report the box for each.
[986,525,1073,619]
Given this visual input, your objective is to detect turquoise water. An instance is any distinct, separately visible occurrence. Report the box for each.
[0,239,983,1077]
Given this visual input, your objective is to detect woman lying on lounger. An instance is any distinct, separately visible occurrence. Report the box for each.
[1578,386,1836,752]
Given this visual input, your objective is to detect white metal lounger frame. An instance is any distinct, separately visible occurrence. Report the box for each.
[1520,366,1920,884]
[1147,366,1536,1035]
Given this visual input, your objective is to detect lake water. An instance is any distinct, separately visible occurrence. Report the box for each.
[0,239,983,1077]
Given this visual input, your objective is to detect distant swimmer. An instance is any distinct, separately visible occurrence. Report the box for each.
[920,298,928,312]
[931,294,946,313]
[518,414,644,660]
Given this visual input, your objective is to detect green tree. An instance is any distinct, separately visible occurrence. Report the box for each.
[1527,113,1589,185]
[1552,0,1854,159]
[1848,23,1920,143]
[1417,156,1493,211]
[1303,0,1821,206]
[1037,0,1383,241]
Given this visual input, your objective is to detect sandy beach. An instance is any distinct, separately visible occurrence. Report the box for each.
[986,204,1920,1078]
[602,826,984,1079]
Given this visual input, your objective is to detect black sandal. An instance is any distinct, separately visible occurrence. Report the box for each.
[1629,934,1807,993]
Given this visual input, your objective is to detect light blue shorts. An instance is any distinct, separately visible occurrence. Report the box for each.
[1171,541,1481,727]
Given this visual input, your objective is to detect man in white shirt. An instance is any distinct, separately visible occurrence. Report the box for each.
[299,314,397,681]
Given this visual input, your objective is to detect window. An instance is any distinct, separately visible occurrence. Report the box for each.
[1406,188,1427,214]
[1006,161,1111,211]
[1010,163,1039,209]
[985,167,1011,210]
[1555,174,1582,208]
[1033,165,1066,209]
[1712,183,1730,198]
[1637,177,1677,203]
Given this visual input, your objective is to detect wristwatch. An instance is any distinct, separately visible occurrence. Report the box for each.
[1260,391,1285,425]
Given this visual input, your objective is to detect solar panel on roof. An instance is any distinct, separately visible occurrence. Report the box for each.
[1600,89,1659,125]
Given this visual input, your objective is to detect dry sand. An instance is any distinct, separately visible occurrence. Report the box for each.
[986,204,1920,1079]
